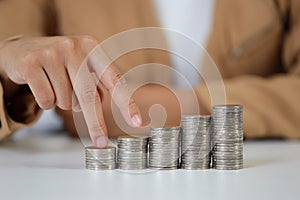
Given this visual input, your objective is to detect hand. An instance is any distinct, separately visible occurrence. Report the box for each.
[0,36,142,147]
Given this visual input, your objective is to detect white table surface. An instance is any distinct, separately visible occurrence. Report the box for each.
[0,130,299,200]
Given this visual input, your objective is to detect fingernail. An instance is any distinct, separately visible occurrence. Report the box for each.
[131,114,142,127]
[96,136,107,148]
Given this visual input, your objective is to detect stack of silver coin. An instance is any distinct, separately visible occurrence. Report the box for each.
[149,127,180,169]
[85,146,116,170]
[181,115,212,170]
[211,105,244,170]
[117,135,149,170]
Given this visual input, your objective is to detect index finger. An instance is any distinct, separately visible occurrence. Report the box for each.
[68,55,108,148]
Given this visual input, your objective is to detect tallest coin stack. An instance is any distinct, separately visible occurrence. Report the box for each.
[211,105,244,170]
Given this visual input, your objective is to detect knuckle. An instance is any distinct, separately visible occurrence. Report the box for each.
[38,93,55,109]
[82,35,98,46]
[98,120,107,132]
[109,73,125,91]
[90,121,106,135]
[120,97,137,113]
[128,98,137,109]
[80,90,101,105]
[42,47,57,59]
[22,51,39,66]
[60,37,76,51]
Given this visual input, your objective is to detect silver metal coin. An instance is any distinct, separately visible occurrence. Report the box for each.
[149,127,180,169]
[181,115,212,170]
[211,105,244,170]
[117,135,149,170]
[85,146,116,170]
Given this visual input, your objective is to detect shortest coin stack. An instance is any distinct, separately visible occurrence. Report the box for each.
[117,135,149,170]
[149,127,180,169]
[85,146,116,170]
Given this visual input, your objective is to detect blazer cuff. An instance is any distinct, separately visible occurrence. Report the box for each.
[0,82,42,141]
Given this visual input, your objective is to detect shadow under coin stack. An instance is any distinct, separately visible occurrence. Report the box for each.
[181,115,211,170]
[85,146,116,170]
[149,127,180,169]
[117,136,149,170]
[211,105,244,170]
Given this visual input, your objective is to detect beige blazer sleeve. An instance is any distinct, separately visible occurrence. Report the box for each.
[196,0,300,139]
[0,0,47,140]
[0,82,42,141]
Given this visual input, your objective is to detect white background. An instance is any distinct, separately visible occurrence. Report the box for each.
[154,0,215,87]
